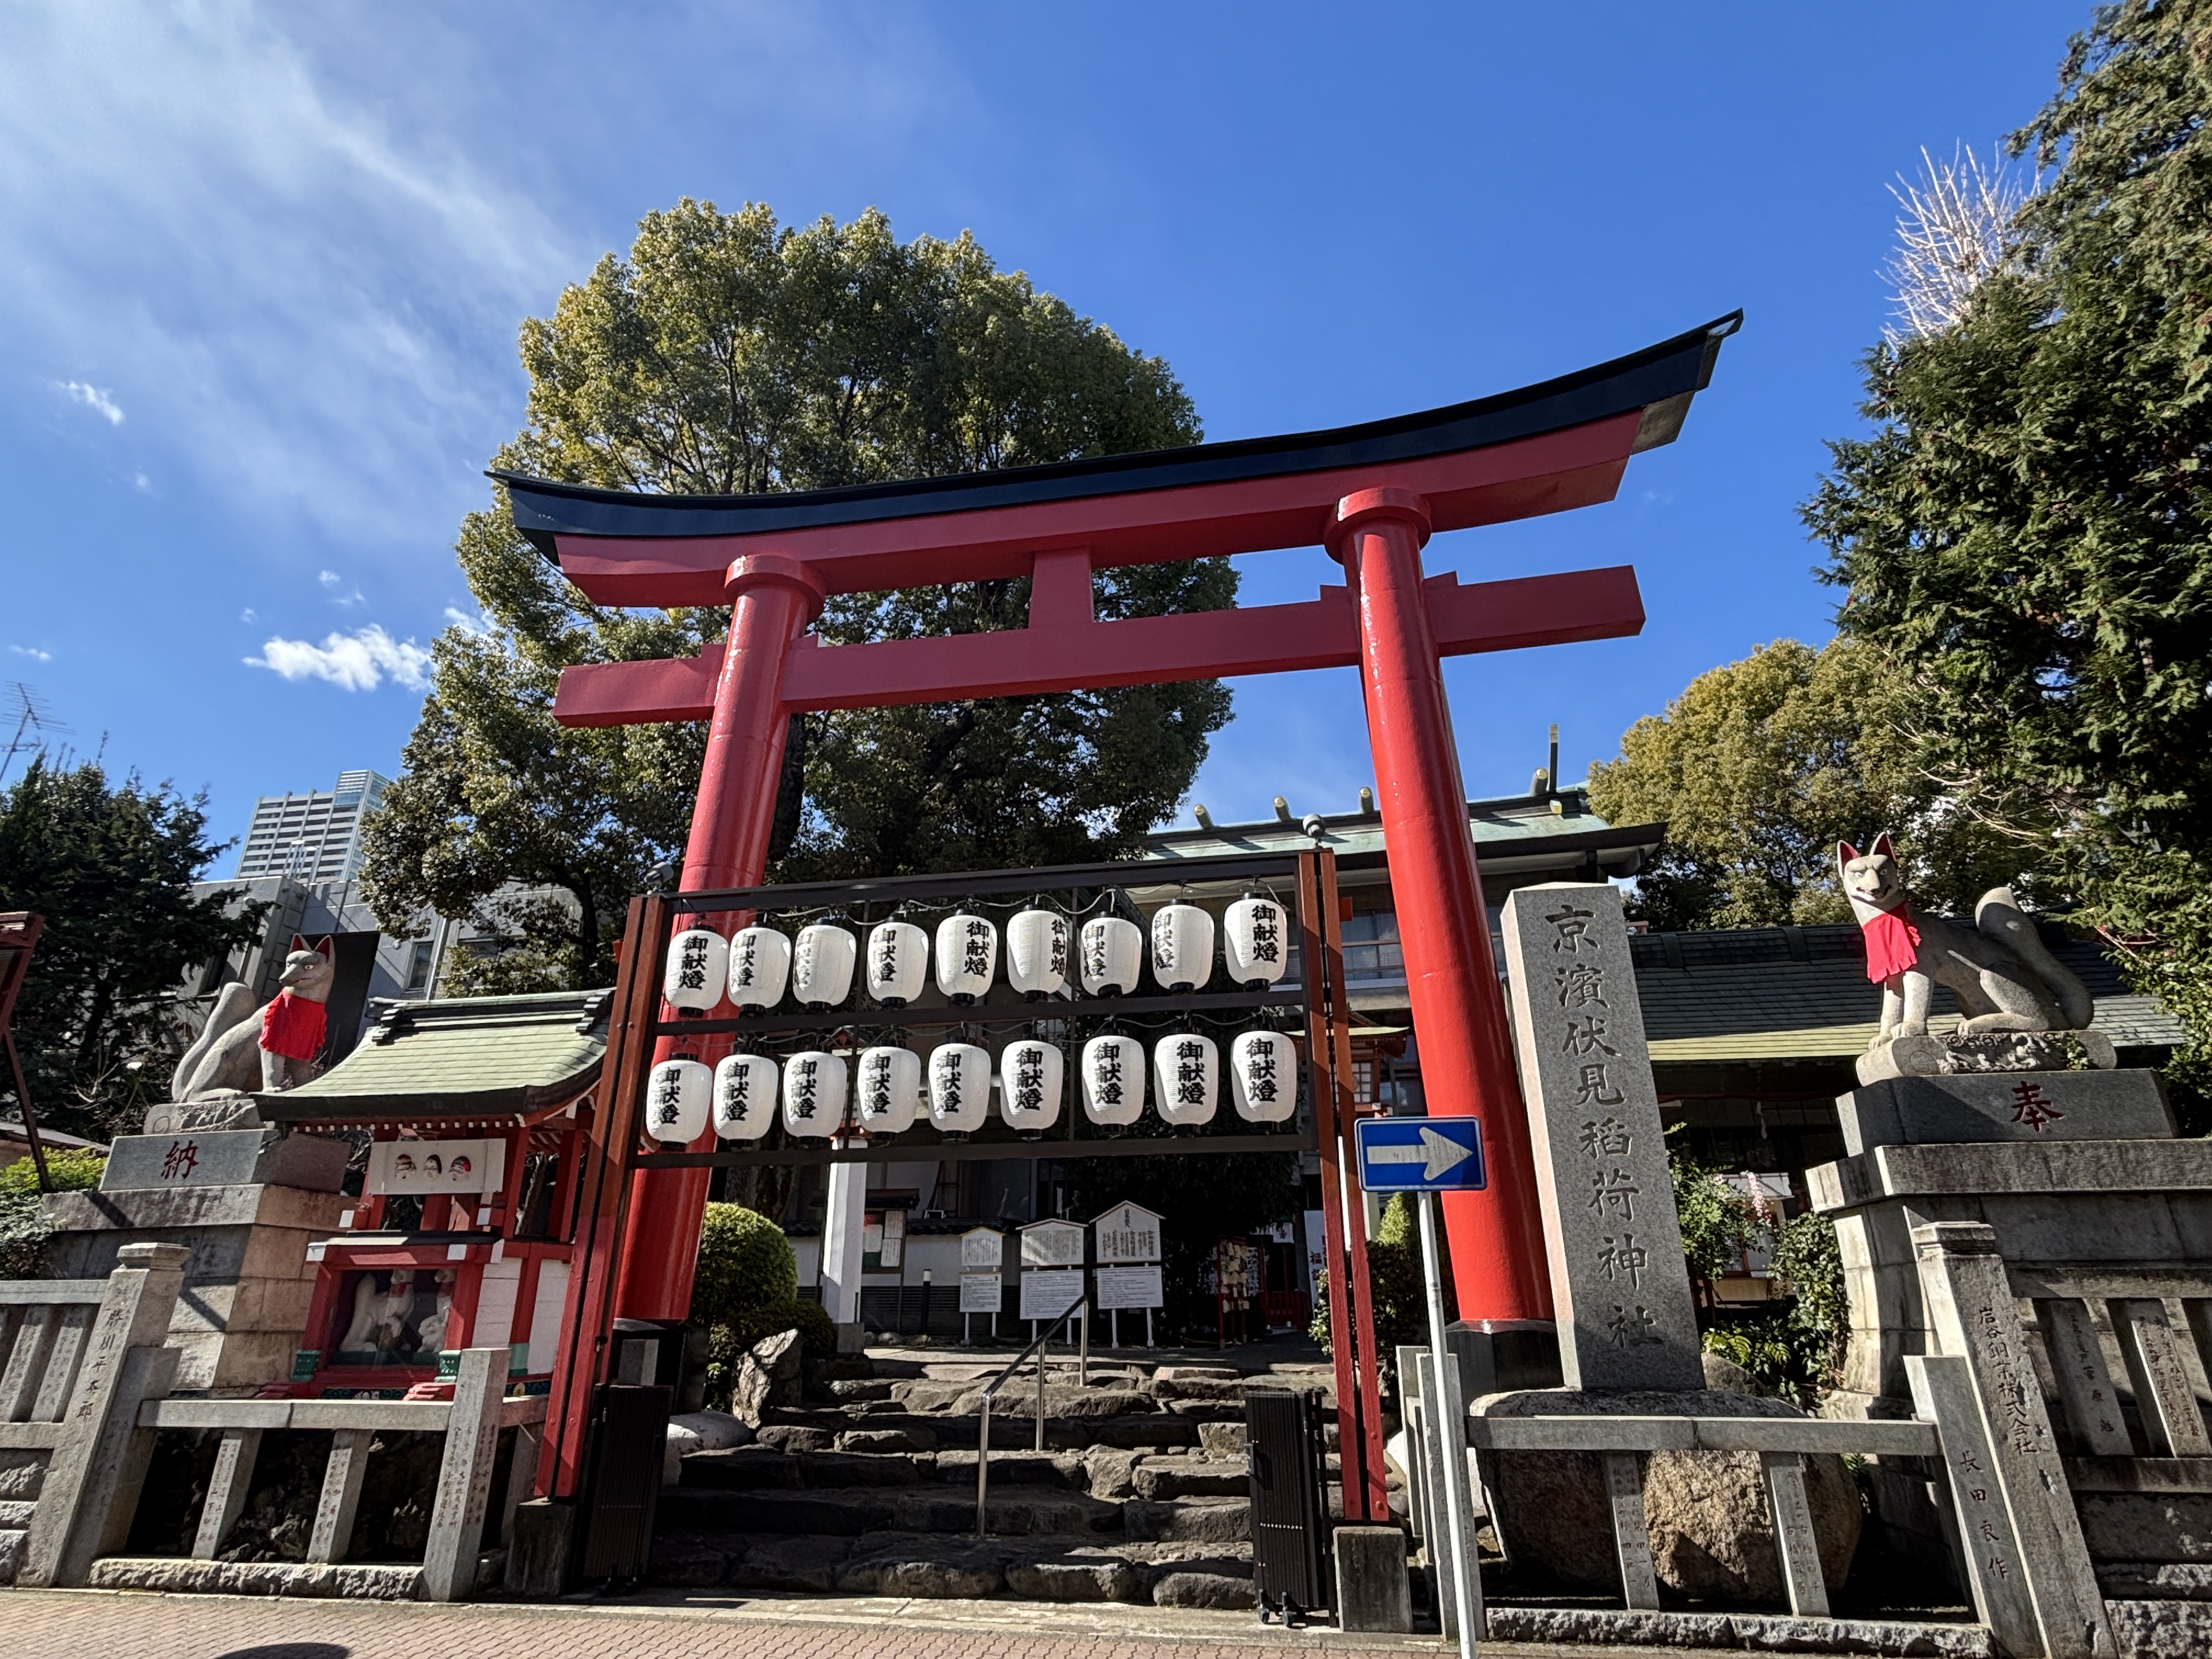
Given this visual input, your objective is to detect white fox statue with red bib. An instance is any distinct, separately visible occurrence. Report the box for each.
[1837,833,2111,1082]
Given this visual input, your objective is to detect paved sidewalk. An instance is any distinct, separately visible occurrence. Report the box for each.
[0,1588,1703,1659]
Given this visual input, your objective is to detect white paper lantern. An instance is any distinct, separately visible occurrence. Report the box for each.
[1152,1031,1219,1127]
[1080,1034,1145,1130]
[854,1045,921,1137]
[1224,895,1290,989]
[729,926,792,1010]
[713,1052,778,1142]
[865,920,928,1007]
[1231,1029,1296,1124]
[934,912,998,1002]
[928,1042,991,1138]
[662,926,729,1012]
[1149,903,1216,993]
[1006,907,1070,1000]
[1079,916,1144,997]
[792,923,857,1010]
[998,1038,1063,1138]
[645,1058,712,1145]
[781,1051,847,1138]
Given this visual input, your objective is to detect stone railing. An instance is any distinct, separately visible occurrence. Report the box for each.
[110,1347,546,1601]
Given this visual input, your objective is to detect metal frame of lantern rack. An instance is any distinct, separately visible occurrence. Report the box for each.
[536,847,1395,1528]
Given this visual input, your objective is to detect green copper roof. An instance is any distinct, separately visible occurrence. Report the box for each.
[1143,785,1663,875]
[260,990,611,1123]
[1628,925,2183,1063]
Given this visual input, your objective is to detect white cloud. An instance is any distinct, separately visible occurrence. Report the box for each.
[442,605,491,636]
[239,608,257,623]
[129,470,152,493]
[318,569,342,587]
[9,645,53,662]
[247,625,431,692]
[59,380,123,424]
[318,569,363,606]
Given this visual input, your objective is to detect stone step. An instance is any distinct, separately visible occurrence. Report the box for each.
[649,1525,1255,1606]
[1124,1498,1250,1544]
[0,1528,22,1588]
[658,1482,1126,1539]
[1130,1457,1247,1501]
[684,1447,924,1491]
[0,1501,35,1530]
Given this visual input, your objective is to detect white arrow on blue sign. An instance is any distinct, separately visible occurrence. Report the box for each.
[1354,1116,1487,1192]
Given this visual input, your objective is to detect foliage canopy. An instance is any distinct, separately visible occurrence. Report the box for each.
[1803,2,2212,1057]
[1587,638,2025,931]
[0,758,261,1139]
[362,202,1234,990]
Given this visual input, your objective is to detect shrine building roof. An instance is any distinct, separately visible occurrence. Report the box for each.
[258,990,611,1125]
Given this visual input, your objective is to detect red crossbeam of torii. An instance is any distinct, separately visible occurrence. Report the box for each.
[506,313,1739,1335]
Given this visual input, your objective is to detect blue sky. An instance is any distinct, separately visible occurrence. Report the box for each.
[1,1,2089,867]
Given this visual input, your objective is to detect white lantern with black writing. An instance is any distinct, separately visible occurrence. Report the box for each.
[713,1053,778,1142]
[1152,1031,1218,1127]
[934,912,997,1003]
[1230,1029,1295,1124]
[999,1038,1063,1139]
[865,919,928,1007]
[645,1058,712,1145]
[729,926,792,1010]
[1079,915,1143,997]
[1006,906,1069,1000]
[792,922,857,1011]
[928,1042,991,1139]
[1223,894,1289,990]
[854,1045,921,1138]
[662,926,728,1013]
[1149,902,1215,992]
[1080,1033,1145,1130]
[780,1051,847,1139]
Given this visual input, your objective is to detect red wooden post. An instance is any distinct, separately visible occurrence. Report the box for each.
[1329,488,1552,1325]
[614,557,824,1323]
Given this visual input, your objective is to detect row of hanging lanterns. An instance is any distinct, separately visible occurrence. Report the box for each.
[644,1026,1297,1146]
[661,892,1289,1014]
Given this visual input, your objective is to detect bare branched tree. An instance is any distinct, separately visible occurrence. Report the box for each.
[1882,145,2033,341]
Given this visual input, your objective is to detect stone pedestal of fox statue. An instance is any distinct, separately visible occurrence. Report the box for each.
[1837,833,2114,1085]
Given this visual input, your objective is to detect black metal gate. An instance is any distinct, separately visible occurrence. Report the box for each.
[1245,1385,1331,1620]
[577,1382,672,1585]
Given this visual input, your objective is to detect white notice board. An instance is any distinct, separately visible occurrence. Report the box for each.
[960,1272,1002,1314]
[1094,1264,1163,1311]
[960,1228,1003,1271]
[1020,1220,1085,1267]
[1019,1268,1084,1321]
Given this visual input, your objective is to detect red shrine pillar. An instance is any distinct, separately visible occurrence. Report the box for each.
[1328,488,1553,1324]
[615,554,825,1323]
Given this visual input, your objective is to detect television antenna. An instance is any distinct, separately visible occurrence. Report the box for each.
[0,682,70,788]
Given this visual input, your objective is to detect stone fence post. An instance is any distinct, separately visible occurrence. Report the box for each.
[18,1242,188,1588]
[1911,1222,2114,1659]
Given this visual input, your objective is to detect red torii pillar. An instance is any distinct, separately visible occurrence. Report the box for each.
[511,313,1739,1333]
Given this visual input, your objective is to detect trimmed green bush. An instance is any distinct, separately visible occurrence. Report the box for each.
[0,1148,105,1194]
[690,1202,798,1329]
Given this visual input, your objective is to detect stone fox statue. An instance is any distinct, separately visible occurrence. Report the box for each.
[1837,834,2094,1046]
[170,943,338,1099]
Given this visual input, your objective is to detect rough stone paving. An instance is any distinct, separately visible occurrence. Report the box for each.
[0,1587,1531,1658]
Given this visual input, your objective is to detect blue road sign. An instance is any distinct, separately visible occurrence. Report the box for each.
[1354,1116,1487,1193]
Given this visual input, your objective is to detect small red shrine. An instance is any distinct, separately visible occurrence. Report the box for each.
[258,991,609,1398]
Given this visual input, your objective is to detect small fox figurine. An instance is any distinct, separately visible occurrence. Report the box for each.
[1837,833,2093,1048]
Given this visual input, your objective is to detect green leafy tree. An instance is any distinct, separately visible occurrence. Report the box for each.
[0,758,262,1140]
[1803,3,2212,1066]
[363,201,1234,988]
[1587,638,2024,931]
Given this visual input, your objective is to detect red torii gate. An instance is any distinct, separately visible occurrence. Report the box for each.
[507,313,1738,1331]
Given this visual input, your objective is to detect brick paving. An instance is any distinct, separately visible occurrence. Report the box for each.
[0,1588,1655,1659]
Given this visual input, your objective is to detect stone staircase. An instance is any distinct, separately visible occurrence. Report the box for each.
[651,1358,1378,1608]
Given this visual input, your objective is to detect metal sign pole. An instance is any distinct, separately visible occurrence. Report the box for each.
[1418,1189,1482,1657]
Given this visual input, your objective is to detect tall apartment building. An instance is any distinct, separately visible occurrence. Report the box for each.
[233,769,392,883]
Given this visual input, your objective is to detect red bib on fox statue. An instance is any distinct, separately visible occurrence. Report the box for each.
[1859,906,1922,983]
[259,990,328,1060]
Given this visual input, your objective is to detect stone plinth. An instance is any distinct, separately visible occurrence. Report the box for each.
[39,1183,345,1392]
[1837,1070,2173,1156]
[100,1128,348,1194]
